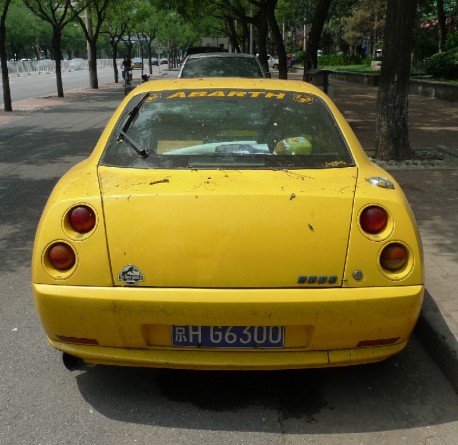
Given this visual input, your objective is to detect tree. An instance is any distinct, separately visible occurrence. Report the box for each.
[132,1,161,74]
[71,0,112,89]
[153,11,198,68]
[61,23,87,59]
[341,9,373,56]
[437,0,447,51]
[101,0,133,82]
[6,1,43,60]
[374,0,418,161]
[302,0,332,81]
[0,0,12,111]
[258,0,288,79]
[154,0,288,77]
[23,0,90,97]
[324,0,362,56]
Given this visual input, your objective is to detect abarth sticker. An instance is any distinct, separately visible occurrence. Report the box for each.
[146,93,162,102]
[118,264,144,285]
[166,90,286,100]
[293,94,315,104]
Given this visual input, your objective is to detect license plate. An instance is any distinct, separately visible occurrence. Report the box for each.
[172,325,284,348]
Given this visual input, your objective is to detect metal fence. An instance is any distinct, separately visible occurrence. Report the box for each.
[6,59,115,76]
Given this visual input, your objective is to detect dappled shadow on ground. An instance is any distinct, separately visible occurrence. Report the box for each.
[75,341,458,434]
[0,93,120,271]
[0,174,61,271]
[392,169,458,267]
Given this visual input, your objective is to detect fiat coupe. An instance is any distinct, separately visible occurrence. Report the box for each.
[32,78,424,371]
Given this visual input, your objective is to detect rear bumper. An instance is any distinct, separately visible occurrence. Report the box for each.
[33,284,424,370]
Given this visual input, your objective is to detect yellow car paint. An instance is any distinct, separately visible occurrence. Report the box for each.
[32,78,424,370]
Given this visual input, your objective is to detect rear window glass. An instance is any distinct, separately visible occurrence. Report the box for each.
[180,57,264,78]
[100,89,354,170]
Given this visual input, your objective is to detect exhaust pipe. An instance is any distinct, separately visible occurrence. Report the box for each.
[62,352,88,371]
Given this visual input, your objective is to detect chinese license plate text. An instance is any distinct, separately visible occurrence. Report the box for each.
[172,325,284,348]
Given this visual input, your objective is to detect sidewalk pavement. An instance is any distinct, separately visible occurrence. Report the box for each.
[1,71,457,390]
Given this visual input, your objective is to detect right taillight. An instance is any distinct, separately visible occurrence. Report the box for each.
[380,243,408,271]
[47,243,76,270]
[360,206,388,234]
[68,205,96,233]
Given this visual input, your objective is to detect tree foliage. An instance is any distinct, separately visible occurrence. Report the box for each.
[23,0,90,96]
[71,0,112,89]
[6,1,43,59]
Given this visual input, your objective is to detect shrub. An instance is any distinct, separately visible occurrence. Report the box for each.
[444,31,458,52]
[294,50,306,65]
[425,48,458,80]
[317,53,344,66]
[343,54,364,65]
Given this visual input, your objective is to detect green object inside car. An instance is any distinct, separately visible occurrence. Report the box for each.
[274,136,312,155]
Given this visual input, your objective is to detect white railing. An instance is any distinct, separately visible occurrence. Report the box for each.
[6,59,115,76]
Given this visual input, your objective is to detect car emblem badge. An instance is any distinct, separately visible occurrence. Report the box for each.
[118,264,144,285]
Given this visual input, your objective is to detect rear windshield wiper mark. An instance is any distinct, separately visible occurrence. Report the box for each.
[117,130,149,158]
[115,92,152,158]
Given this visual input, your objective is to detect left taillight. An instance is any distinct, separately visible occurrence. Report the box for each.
[47,242,76,270]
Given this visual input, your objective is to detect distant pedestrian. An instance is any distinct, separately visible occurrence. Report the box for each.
[287,53,292,69]
[121,55,132,83]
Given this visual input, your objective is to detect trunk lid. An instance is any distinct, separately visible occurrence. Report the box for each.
[98,166,357,288]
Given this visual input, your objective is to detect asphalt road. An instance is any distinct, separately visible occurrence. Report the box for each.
[0,65,171,104]
[1,83,457,445]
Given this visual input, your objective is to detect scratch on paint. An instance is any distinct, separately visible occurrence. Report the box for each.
[283,170,314,181]
[150,178,170,185]
[308,224,314,232]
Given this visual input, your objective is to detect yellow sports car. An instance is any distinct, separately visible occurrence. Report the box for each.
[32,78,424,371]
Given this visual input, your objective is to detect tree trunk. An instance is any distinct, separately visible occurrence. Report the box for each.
[254,11,269,72]
[303,0,332,82]
[437,0,447,52]
[111,39,119,83]
[52,29,64,98]
[1,0,12,111]
[88,40,98,89]
[262,0,287,79]
[374,0,418,161]
[227,18,241,53]
[85,8,98,89]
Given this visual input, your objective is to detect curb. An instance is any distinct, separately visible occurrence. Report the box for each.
[414,290,458,392]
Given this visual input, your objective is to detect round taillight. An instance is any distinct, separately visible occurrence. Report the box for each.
[380,243,408,271]
[360,206,388,234]
[48,243,76,270]
[69,205,96,233]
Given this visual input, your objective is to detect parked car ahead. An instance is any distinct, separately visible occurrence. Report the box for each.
[267,54,279,69]
[184,45,228,58]
[257,53,279,69]
[132,58,142,69]
[177,52,269,78]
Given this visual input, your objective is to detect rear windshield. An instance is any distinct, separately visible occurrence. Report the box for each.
[180,57,264,78]
[100,88,354,170]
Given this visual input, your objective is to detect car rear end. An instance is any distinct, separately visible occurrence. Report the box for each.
[32,79,424,370]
